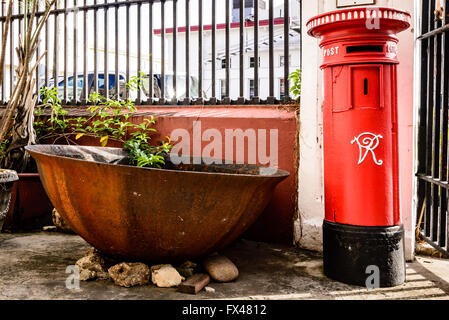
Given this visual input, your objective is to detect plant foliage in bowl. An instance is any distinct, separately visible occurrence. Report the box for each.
[34,73,173,169]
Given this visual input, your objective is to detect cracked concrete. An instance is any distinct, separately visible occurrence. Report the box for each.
[0,232,448,300]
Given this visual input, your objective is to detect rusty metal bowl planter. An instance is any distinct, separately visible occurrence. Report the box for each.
[25,145,289,263]
[0,169,19,231]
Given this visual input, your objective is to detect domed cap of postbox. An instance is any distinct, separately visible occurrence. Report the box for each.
[307,7,411,39]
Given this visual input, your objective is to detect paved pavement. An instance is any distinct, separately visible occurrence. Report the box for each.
[0,232,448,300]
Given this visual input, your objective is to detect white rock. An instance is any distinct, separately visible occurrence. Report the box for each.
[151,264,185,288]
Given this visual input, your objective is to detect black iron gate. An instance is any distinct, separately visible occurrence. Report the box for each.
[416,0,449,258]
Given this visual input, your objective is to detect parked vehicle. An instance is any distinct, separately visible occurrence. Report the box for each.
[41,72,201,101]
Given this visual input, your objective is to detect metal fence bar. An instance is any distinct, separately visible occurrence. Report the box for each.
[83,0,88,103]
[283,0,289,100]
[73,0,78,103]
[114,0,119,101]
[198,0,202,101]
[94,0,98,93]
[35,11,40,100]
[1,1,4,104]
[18,1,21,40]
[161,0,165,102]
[431,3,442,242]
[439,4,448,247]
[423,0,435,237]
[172,0,176,103]
[125,0,129,97]
[440,0,449,253]
[225,0,229,102]
[148,0,153,102]
[238,0,243,101]
[254,0,259,100]
[211,0,215,101]
[45,2,49,89]
[268,0,274,101]
[9,2,13,97]
[416,0,429,235]
[184,0,189,103]
[418,175,449,189]
[104,0,109,100]
[137,0,142,103]
[63,0,68,103]
[53,0,58,95]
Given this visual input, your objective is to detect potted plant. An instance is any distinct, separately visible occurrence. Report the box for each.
[0,0,55,231]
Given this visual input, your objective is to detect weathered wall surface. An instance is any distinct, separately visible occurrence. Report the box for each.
[296,0,416,260]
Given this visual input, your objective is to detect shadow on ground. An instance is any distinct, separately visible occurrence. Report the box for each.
[0,232,448,300]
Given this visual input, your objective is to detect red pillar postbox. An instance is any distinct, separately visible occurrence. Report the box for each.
[307,7,411,287]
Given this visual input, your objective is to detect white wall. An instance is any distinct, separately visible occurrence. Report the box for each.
[297,0,416,260]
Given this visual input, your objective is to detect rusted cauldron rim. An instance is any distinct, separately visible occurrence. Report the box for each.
[25,145,290,179]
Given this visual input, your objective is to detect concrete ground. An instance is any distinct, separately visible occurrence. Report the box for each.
[0,232,448,300]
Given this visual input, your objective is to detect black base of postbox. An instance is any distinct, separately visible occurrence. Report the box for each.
[323,220,406,288]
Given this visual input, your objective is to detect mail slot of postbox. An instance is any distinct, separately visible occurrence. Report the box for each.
[346,45,384,54]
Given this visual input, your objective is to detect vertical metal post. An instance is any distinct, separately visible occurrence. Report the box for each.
[63,0,67,103]
[53,0,58,94]
[268,0,274,102]
[211,0,216,102]
[83,0,88,102]
[126,0,130,97]
[161,0,165,102]
[104,0,109,100]
[225,0,230,102]
[254,0,259,101]
[283,0,289,101]
[9,2,14,97]
[438,0,449,248]
[441,0,449,251]
[45,2,49,89]
[114,0,119,100]
[36,9,40,100]
[1,1,4,104]
[431,15,442,242]
[198,0,202,101]
[185,0,189,103]
[18,1,21,41]
[172,0,177,103]
[149,0,153,102]
[238,0,244,102]
[424,0,436,236]
[73,0,78,103]
[137,0,142,103]
[94,0,98,93]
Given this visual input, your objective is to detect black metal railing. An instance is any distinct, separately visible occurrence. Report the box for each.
[416,0,449,258]
[0,0,301,105]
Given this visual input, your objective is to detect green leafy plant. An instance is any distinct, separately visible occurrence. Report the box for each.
[35,73,172,169]
[288,69,302,102]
